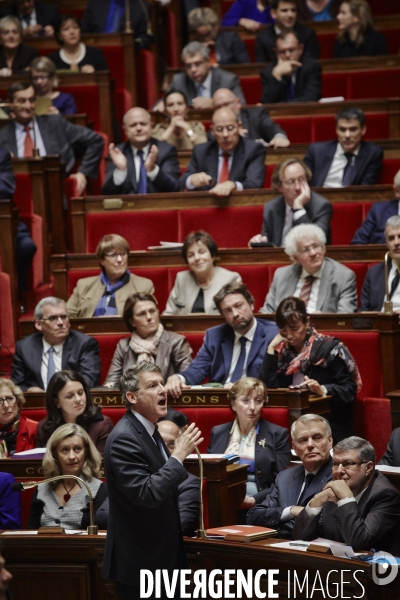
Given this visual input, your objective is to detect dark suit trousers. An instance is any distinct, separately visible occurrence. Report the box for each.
[16,221,36,291]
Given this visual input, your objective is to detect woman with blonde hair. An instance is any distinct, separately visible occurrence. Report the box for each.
[28,423,107,529]
[333,0,388,57]
[30,56,77,115]
[0,378,37,457]
[0,15,37,75]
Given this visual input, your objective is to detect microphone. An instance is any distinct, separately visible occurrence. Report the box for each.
[194,446,206,539]
[11,475,98,534]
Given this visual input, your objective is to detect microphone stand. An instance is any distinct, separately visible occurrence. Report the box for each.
[124,0,132,32]
[18,475,98,535]
[195,447,206,539]
[384,251,400,313]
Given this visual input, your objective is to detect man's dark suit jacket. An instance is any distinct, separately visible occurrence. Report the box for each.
[292,470,400,554]
[177,137,266,191]
[297,0,341,21]
[101,138,180,194]
[0,1,59,29]
[11,330,101,390]
[240,107,286,142]
[0,148,16,199]
[247,458,332,538]
[261,191,332,245]
[179,318,278,385]
[255,22,320,63]
[351,199,399,245]
[102,410,188,588]
[170,67,245,105]
[379,428,400,467]
[215,30,250,64]
[304,140,383,187]
[80,0,151,49]
[260,57,321,104]
[0,116,103,179]
[359,262,387,312]
[208,419,291,503]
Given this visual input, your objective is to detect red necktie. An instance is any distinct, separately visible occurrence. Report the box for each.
[24,125,34,157]
[298,275,315,307]
[218,153,230,183]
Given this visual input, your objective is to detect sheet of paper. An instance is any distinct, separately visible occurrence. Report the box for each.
[269,541,310,551]
[1,531,38,535]
[376,465,400,473]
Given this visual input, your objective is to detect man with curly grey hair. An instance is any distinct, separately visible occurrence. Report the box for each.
[259,223,357,313]
[293,436,400,554]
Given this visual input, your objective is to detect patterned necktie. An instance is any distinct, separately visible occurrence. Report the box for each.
[298,275,315,307]
[230,336,247,383]
[342,153,355,186]
[24,125,34,157]
[152,426,167,463]
[390,270,400,299]
[47,346,56,384]
[137,149,147,194]
[197,83,206,97]
[218,153,230,183]
[298,472,315,504]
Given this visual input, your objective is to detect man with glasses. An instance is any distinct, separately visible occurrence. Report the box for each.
[249,158,332,247]
[169,41,245,110]
[11,296,100,391]
[260,223,357,313]
[248,414,332,538]
[0,82,103,196]
[293,436,400,553]
[260,31,321,104]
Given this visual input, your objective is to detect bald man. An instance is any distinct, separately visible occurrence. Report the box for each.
[177,107,266,197]
[212,88,290,149]
[102,107,180,194]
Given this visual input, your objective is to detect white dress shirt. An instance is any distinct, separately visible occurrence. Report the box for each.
[15,119,47,158]
[293,265,323,313]
[40,339,65,390]
[19,8,37,27]
[323,143,360,188]
[281,201,307,244]
[112,143,160,185]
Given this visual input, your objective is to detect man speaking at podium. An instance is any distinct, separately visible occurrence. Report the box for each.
[102,362,203,600]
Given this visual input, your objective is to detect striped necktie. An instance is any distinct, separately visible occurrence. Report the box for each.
[298,275,315,306]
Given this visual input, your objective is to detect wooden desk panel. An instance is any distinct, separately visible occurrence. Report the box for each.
[3,534,397,600]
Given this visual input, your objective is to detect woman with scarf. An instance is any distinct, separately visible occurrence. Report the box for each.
[36,371,113,453]
[260,296,362,442]
[208,377,291,515]
[66,234,154,318]
[0,378,37,457]
[103,293,193,387]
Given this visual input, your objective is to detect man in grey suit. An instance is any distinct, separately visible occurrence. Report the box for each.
[247,414,332,538]
[249,158,332,247]
[0,82,103,196]
[260,224,357,313]
[169,41,245,109]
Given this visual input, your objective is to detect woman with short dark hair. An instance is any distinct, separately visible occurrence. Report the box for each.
[35,371,113,453]
[260,296,362,442]
[163,230,241,315]
[104,293,193,387]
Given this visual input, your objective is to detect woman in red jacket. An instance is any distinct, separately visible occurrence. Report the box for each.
[0,378,37,456]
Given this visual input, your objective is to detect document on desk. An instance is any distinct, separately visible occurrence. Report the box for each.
[269,540,355,557]
[376,465,400,473]
[1,531,38,535]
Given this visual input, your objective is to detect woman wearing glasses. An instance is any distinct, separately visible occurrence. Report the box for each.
[66,234,154,318]
[29,56,77,115]
[0,378,37,456]
[208,377,291,514]
[35,371,113,452]
[260,296,362,443]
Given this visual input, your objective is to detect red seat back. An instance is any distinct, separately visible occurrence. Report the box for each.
[85,211,179,252]
[322,72,348,99]
[330,203,364,245]
[349,69,400,99]
[379,159,400,184]
[137,50,158,109]
[60,85,101,132]
[318,32,337,59]
[240,76,262,104]
[354,397,392,462]
[92,333,130,383]
[342,262,368,307]
[244,38,256,62]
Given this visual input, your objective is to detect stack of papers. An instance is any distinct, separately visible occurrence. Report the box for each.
[148,241,183,250]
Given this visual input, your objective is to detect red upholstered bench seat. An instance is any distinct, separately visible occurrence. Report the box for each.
[330,203,364,245]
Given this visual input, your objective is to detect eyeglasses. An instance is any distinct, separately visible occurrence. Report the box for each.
[299,243,322,255]
[0,396,17,407]
[41,314,69,323]
[103,251,128,259]
[237,397,264,406]
[332,460,367,470]
[184,60,205,70]
[32,75,50,82]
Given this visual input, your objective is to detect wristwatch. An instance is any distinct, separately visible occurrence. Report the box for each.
[186,129,194,138]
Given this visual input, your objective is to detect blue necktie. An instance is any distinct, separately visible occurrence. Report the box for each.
[197,84,206,97]
[153,426,167,463]
[47,346,56,385]
[342,153,355,186]
[287,79,296,100]
[298,473,315,505]
[230,336,247,383]
[137,149,147,194]
[104,0,125,33]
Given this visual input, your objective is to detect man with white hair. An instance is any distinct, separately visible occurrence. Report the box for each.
[102,107,180,194]
[260,224,357,313]
[248,158,332,247]
[247,414,332,538]
[352,169,400,244]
